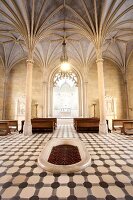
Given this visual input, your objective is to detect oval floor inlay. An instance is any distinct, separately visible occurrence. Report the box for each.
[38,138,91,173]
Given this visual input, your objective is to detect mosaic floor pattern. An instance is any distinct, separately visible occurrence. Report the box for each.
[0,120,133,200]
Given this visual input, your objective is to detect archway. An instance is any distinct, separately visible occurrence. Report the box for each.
[48,66,83,118]
[53,71,79,118]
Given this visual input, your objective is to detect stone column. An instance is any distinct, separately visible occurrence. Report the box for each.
[83,66,89,117]
[83,81,88,117]
[2,70,9,119]
[123,74,129,119]
[23,59,33,136]
[49,83,53,117]
[78,84,83,117]
[42,81,48,117]
[96,58,108,134]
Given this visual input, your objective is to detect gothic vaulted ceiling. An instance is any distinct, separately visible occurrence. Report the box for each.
[0,0,133,73]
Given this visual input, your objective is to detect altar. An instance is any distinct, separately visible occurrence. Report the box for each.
[60,108,71,117]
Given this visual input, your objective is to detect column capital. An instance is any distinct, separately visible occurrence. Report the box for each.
[96,58,104,63]
[96,47,103,61]
[26,59,34,64]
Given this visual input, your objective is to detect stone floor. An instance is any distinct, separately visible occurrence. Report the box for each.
[0,119,133,200]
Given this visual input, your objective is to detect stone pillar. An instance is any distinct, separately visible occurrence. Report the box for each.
[83,81,88,117]
[83,66,89,117]
[96,58,108,134]
[123,74,129,119]
[42,81,48,117]
[2,70,9,119]
[78,84,83,117]
[49,83,53,117]
[23,59,33,136]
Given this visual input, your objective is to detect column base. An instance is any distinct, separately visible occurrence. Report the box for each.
[99,122,108,134]
[23,123,32,136]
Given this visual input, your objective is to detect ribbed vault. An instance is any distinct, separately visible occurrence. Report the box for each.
[0,0,132,72]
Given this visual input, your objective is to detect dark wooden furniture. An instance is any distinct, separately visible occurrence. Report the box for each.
[0,120,18,132]
[73,118,91,129]
[32,118,57,129]
[122,121,133,135]
[73,118,99,129]
[0,122,11,136]
[74,118,110,133]
[112,119,133,132]
[32,120,54,133]
[19,119,55,133]
[76,119,99,133]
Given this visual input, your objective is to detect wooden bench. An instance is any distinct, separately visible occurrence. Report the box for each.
[19,119,54,133]
[73,117,91,129]
[74,118,99,133]
[123,121,133,135]
[112,119,133,131]
[32,118,57,129]
[0,122,11,136]
[32,120,54,133]
[76,120,99,133]
[73,118,99,129]
[0,120,18,132]
[74,118,110,133]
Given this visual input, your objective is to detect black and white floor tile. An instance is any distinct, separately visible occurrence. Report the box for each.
[0,119,133,200]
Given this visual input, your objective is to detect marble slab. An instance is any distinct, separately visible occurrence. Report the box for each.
[38,138,91,173]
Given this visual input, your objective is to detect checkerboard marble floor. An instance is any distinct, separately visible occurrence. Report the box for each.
[0,119,133,200]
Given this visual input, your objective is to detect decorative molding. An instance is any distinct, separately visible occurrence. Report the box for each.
[26,59,34,64]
